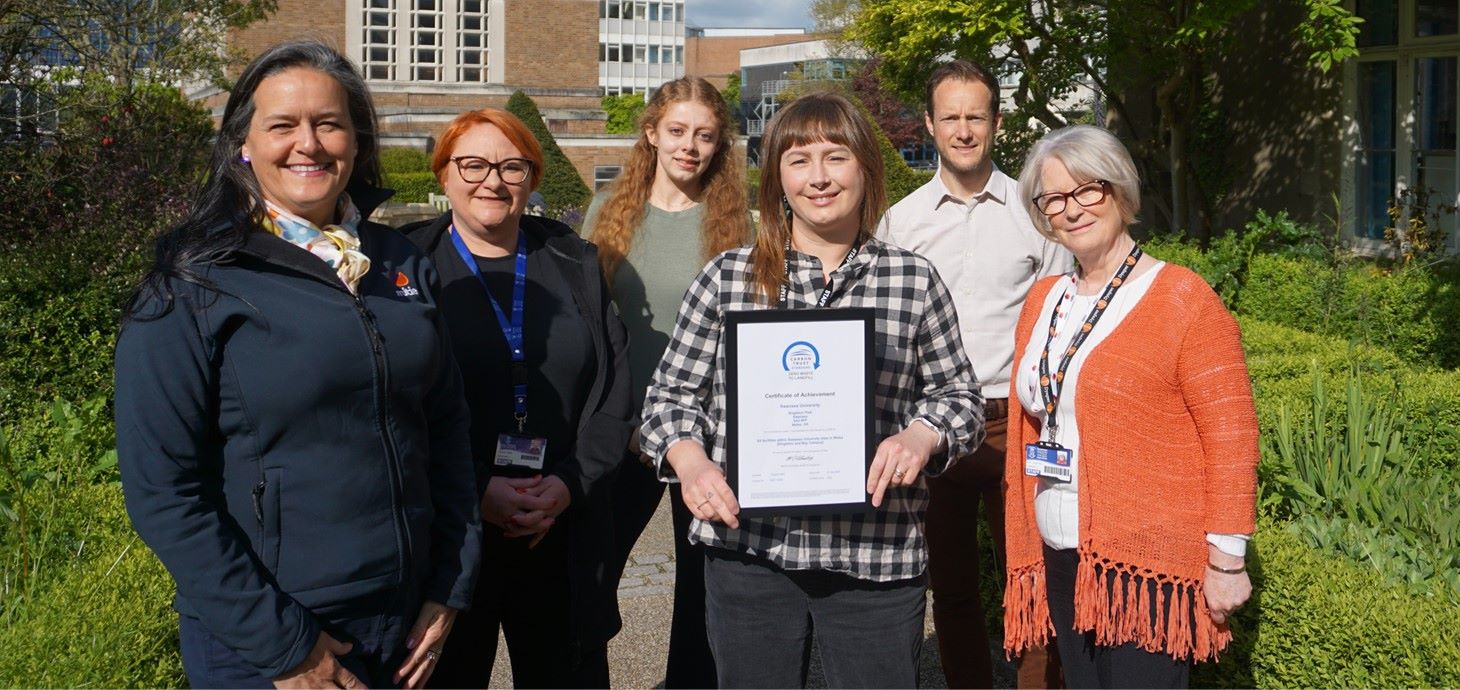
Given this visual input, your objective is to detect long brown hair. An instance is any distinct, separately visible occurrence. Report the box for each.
[590,77,751,282]
[750,92,886,305]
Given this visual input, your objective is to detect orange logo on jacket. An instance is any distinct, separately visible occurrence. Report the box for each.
[394,271,419,297]
[395,271,410,287]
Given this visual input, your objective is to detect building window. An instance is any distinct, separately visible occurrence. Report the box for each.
[362,0,397,80]
[675,45,683,64]
[594,165,622,190]
[662,1,674,21]
[1347,0,1460,249]
[457,0,490,82]
[410,0,443,81]
[648,2,659,20]
[634,45,646,63]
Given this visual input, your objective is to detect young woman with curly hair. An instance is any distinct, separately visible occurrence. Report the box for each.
[583,76,751,688]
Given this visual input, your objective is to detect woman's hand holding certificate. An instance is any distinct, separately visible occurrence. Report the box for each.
[865,422,941,507]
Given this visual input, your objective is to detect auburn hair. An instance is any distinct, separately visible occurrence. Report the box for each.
[430,108,545,190]
[590,77,751,282]
[750,92,886,305]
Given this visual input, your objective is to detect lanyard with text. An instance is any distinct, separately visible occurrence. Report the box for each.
[1025,243,1143,482]
[778,237,861,308]
[449,226,529,431]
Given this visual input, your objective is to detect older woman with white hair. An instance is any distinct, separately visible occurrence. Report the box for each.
[1000,125,1259,689]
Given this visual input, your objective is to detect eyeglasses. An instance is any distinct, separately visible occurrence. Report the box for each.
[450,156,533,185]
[1033,179,1111,216]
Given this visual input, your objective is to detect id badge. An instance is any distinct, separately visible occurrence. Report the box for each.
[494,433,547,470]
[1024,441,1072,482]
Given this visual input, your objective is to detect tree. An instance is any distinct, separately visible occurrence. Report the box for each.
[849,59,922,150]
[721,73,741,111]
[601,92,645,134]
[506,90,592,213]
[841,0,1362,240]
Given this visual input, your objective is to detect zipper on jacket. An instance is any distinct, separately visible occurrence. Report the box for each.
[351,292,414,585]
[252,479,266,525]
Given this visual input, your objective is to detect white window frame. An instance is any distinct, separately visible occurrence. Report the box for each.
[347,0,506,85]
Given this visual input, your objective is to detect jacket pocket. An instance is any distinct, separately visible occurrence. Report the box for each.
[252,467,282,573]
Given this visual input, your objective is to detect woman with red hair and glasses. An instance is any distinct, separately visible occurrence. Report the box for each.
[400,108,632,687]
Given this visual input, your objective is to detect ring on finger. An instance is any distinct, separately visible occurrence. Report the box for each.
[425,649,440,662]
[697,498,711,508]
[893,468,906,479]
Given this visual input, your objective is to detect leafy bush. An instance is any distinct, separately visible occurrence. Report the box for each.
[1265,368,1459,600]
[1239,317,1460,476]
[505,91,592,214]
[601,93,646,134]
[1193,520,1460,688]
[380,147,432,175]
[383,171,442,204]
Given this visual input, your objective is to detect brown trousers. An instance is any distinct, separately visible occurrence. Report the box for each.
[926,413,1062,689]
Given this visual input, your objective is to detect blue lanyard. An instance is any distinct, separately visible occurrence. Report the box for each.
[449,226,529,430]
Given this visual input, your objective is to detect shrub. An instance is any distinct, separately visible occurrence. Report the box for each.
[380,147,432,175]
[383,171,442,204]
[505,91,592,214]
[601,93,646,134]
[1193,520,1460,688]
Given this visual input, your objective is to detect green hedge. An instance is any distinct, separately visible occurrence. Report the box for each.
[383,171,442,204]
[0,483,182,688]
[505,91,591,214]
[380,147,432,175]
[1239,317,1460,476]
[1194,520,1460,688]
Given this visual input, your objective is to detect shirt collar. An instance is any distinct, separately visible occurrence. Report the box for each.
[930,164,1011,209]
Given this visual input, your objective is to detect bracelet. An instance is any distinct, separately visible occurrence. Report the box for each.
[1208,562,1246,575]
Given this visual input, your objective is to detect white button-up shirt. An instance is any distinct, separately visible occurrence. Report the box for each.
[877,167,1074,399]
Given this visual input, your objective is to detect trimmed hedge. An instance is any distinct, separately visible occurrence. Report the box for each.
[383,171,442,204]
[1194,519,1460,688]
[1239,317,1460,476]
[504,91,592,214]
[380,147,432,174]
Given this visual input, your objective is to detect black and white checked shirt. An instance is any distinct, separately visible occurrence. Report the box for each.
[641,238,984,581]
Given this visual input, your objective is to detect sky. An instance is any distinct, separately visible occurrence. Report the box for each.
[687,0,815,30]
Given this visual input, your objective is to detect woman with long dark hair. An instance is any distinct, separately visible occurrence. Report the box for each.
[640,92,982,688]
[583,76,751,687]
[115,40,480,689]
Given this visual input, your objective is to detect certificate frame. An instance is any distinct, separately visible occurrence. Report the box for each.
[724,307,875,517]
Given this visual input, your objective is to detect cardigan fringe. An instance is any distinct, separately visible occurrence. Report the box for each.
[1003,547,1231,663]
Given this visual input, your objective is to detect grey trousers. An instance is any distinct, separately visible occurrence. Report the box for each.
[703,547,926,689]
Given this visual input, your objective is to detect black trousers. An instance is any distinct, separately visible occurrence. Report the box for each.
[429,527,609,689]
[609,455,717,688]
[1043,546,1191,689]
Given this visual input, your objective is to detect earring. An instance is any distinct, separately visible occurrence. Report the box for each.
[240,153,251,164]
[781,195,792,221]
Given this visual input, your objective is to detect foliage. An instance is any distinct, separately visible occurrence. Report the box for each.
[601,92,646,135]
[382,171,442,204]
[1141,210,1336,308]
[504,91,591,214]
[746,166,760,208]
[721,73,742,120]
[1386,185,1456,268]
[849,59,923,149]
[842,0,1362,238]
[1265,368,1459,600]
[1,0,276,127]
[379,147,432,175]
[1192,518,1460,688]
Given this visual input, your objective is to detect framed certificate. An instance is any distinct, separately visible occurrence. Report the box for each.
[724,307,875,517]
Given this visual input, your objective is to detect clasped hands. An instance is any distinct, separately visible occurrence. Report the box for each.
[481,474,572,548]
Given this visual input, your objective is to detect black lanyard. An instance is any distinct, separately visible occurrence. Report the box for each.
[779,238,861,308]
[449,226,530,432]
[1037,243,1143,441]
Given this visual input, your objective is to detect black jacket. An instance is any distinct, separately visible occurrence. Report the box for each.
[115,210,482,678]
[401,212,633,645]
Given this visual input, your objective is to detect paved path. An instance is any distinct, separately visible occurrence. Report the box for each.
[487,495,1014,688]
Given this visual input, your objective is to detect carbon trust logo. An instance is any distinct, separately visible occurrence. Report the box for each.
[781,340,820,380]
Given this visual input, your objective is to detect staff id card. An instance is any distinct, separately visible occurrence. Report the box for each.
[495,433,547,471]
[1024,442,1072,483]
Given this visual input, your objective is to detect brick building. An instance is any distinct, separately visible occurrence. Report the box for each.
[683,27,807,91]
[204,0,638,192]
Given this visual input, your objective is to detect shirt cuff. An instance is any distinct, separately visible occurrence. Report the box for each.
[1206,532,1250,558]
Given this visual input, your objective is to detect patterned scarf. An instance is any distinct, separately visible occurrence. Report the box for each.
[260,195,372,294]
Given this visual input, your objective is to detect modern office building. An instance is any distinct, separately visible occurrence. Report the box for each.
[598,0,686,95]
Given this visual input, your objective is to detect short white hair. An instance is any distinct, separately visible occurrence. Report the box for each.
[1017,125,1140,238]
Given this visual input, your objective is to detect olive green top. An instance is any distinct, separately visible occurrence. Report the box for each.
[583,192,707,409]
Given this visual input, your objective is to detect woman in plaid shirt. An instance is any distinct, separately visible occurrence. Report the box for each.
[640,92,984,688]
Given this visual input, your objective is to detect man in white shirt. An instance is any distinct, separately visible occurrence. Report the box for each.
[877,59,1072,689]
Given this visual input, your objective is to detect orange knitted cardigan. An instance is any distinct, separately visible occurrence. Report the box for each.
[1002,264,1259,662]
